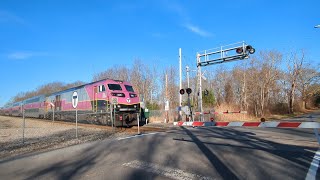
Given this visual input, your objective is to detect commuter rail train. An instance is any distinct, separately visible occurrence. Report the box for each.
[0,79,142,126]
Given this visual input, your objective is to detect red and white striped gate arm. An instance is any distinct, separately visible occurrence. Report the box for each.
[213,111,247,115]
[173,121,320,144]
[215,121,320,128]
[174,121,320,128]
[194,111,248,115]
[174,121,213,127]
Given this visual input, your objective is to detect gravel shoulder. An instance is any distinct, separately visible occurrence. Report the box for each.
[0,116,169,160]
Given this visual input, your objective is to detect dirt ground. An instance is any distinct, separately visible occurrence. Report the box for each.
[0,116,169,160]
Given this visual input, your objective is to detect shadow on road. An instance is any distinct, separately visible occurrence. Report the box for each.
[173,126,318,179]
[180,126,239,179]
[21,140,116,179]
[2,125,318,180]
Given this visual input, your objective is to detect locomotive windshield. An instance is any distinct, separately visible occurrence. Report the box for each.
[108,84,122,91]
[125,85,134,92]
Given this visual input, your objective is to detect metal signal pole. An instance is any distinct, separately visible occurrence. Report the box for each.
[179,48,182,121]
[186,66,190,88]
[76,108,78,139]
[197,53,203,121]
[165,73,169,122]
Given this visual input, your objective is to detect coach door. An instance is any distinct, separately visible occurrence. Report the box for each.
[93,86,98,112]
[55,95,61,111]
[44,98,48,113]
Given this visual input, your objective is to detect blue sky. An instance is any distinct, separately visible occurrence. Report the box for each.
[0,0,319,106]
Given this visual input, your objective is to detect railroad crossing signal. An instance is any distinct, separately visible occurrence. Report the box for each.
[197,41,255,67]
[196,41,255,121]
[179,88,192,95]
[180,88,193,121]
[179,89,185,95]
[186,88,192,94]
[236,45,255,54]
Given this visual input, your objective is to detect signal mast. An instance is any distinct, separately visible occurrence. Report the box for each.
[196,41,255,121]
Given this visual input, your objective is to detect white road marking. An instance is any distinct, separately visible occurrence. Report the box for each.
[306,149,320,180]
[123,160,214,180]
[117,132,158,140]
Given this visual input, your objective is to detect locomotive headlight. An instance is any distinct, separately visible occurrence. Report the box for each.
[130,93,137,98]
[111,93,125,97]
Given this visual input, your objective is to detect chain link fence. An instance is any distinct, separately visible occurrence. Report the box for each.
[0,110,144,160]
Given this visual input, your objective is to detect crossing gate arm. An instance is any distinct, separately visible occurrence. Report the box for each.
[173,121,320,145]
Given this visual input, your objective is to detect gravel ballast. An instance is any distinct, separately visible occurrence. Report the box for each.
[0,116,141,160]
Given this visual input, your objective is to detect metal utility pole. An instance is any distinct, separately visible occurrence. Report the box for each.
[179,48,182,121]
[165,73,168,98]
[22,105,25,144]
[186,65,196,121]
[165,73,169,122]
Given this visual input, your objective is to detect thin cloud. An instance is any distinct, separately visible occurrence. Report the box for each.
[0,10,27,25]
[162,1,213,38]
[184,23,212,37]
[151,32,166,38]
[8,51,48,60]
[162,0,189,22]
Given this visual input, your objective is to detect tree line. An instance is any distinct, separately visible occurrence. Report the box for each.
[9,81,84,103]
[7,49,320,117]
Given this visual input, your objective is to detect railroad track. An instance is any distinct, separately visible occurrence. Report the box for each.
[16,117,169,133]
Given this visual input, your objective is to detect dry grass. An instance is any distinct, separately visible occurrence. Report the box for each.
[203,104,258,122]
[149,116,166,123]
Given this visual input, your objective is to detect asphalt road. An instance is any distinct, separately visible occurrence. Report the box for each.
[283,110,320,122]
[0,118,319,179]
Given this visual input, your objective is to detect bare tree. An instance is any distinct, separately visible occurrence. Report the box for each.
[232,64,249,111]
[259,51,282,116]
[11,81,85,103]
[92,65,130,82]
[297,65,320,109]
[286,50,305,114]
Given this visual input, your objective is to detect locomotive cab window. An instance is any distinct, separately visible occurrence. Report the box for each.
[99,85,106,92]
[108,84,122,91]
[125,85,134,92]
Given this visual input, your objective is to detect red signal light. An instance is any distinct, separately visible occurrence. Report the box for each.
[236,48,243,54]
[179,89,185,95]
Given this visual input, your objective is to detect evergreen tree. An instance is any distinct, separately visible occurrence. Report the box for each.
[202,89,216,107]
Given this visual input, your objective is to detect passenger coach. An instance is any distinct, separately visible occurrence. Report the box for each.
[1,79,142,127]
